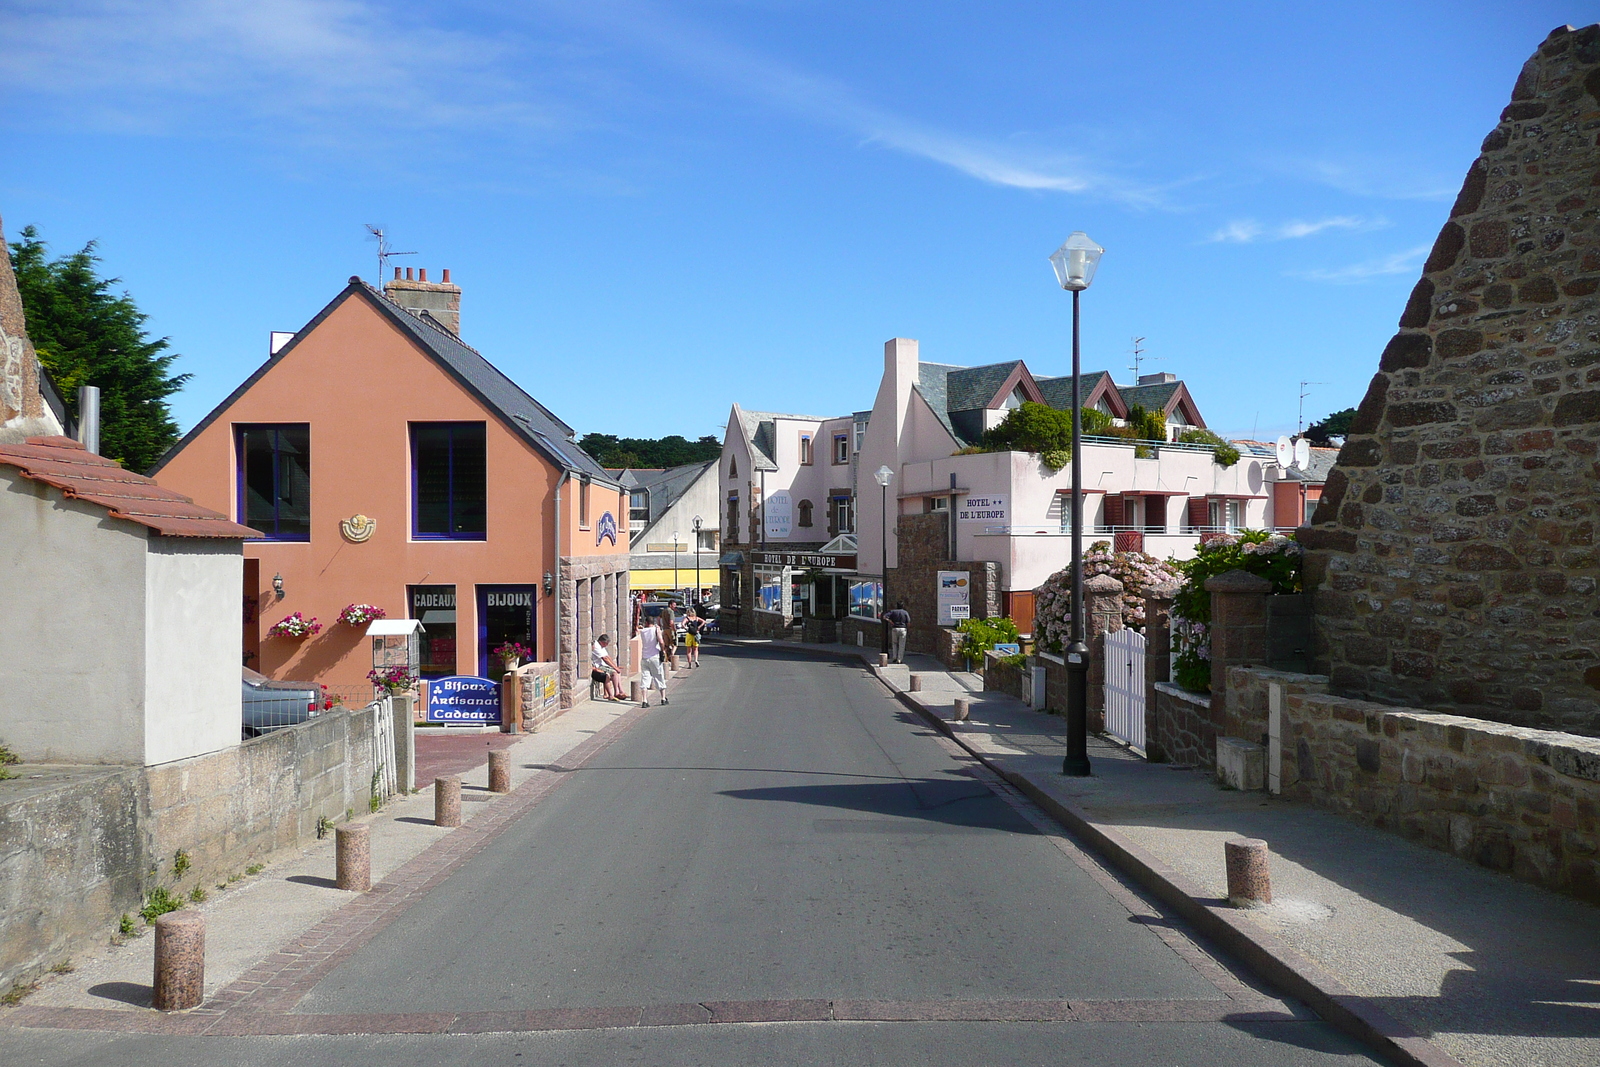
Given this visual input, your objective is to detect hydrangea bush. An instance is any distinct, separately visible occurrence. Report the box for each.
[1170,531,1302,692]
[1033,541,1184,652]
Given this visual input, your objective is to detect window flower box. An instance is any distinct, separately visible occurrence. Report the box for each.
[268,612,321,639]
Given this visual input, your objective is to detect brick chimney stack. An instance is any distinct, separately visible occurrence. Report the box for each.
[383,266,461,335]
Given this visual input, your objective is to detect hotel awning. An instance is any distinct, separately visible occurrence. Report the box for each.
[718,551,745,567]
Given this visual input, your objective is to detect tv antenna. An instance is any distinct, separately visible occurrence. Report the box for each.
[1298,380,1328,435]
[365,225,415,288]
[1129,336,1163,383]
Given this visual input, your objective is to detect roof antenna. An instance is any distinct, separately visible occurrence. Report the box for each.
[1298,380,1328,436]
[1128,336,1162,383]
[365,225,415,289]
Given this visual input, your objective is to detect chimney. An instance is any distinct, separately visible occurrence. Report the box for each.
[383,267,462,335]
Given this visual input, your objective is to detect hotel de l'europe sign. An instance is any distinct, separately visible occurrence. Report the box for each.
[749,549,857,571]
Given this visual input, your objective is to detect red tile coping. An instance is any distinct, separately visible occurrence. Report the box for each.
[0,436,260,539]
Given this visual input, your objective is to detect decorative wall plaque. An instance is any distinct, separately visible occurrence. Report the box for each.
[340,514,377,542]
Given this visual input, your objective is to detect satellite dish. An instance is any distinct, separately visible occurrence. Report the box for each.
[1293,437,1311,471]
[1275,435,1292,469]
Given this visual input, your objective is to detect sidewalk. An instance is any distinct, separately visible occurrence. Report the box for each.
[731,636,1600,1067]
[11,674,687,1016]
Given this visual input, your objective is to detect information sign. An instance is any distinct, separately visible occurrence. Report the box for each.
[958,495,1008,524]
[765,491,793,539]
[937,570,971,626]
[948,603,971,620]
[994,643,1021,656]
[426,675,501,724]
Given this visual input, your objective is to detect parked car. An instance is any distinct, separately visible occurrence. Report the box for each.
[241,667,322,737]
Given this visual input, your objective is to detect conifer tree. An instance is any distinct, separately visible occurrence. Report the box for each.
[8,226,189,472]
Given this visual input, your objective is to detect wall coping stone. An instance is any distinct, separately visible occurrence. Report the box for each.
[1155,681,1211,708]
[1205,569,1272,593]
[1038,651,1064,665]
[1231,666,1330,687]
[1084,573,1124,593]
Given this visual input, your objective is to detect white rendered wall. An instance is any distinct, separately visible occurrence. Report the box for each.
[0,471,148,763]
[143,537,242,766]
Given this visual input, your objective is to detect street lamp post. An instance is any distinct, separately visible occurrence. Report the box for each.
[672,531,680,598]
[874,464,894,653]
[1049,231,1104,778]
[692,515,703,606]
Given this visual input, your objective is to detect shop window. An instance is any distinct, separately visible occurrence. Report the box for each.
[412,423,486,539]
[236,424,310,540]
[799,434,814,465]
[477,585,536,678]
[579,478,591,528]
[756,566,785,613]
[409,585,457,678]
[848,579,882,620]
[798,499,814,527]
[833,435,849,464]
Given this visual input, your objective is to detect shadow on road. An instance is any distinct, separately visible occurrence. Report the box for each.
[719,779,1040,835]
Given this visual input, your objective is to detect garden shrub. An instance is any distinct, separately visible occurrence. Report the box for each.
[1033,542,1183,653]
[1170,531,1302,692]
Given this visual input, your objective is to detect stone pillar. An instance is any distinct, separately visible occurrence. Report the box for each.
[335,823,370,892]
[1083,573,1124,734]
[152,911,205,1011]
[1205,569,1273,717]
[488,749,511,793]
[391,694,416,792]
[1142,583,1177,763]
[558,573,578,708]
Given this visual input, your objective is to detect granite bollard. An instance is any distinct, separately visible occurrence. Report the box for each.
[488,749,511,793]
[153,910,205,1011]
[435,775,462,828]
[878,653,889,668]
[335,823,370,892]
[909,674,922,692]
[953,697,970,722]
[1224,837,1272,907]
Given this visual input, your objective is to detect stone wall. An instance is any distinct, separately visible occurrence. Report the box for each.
[0,706,380,991]
[1270,678,1600,902]
[893,511,1003,656]
[982,650,1029,702]
[558,554,631,708]
[1224,665,1330,751]
[1150,683,1215,768]
[1304,24,1600,734]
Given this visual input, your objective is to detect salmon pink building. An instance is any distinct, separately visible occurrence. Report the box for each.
[152,271,630,710]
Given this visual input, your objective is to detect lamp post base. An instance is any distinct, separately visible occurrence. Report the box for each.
[1062,640,1092,777]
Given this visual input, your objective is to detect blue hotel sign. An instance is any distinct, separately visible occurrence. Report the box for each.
[426,676,501,724]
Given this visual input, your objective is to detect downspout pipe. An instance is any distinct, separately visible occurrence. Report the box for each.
[551,470,571,667]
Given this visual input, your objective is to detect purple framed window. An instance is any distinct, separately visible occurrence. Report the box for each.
[412,422,487,539]
[236,424,310,541]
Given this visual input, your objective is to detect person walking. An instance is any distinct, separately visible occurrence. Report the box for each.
[662,605,679,672]
[884,601,911,664]
[683,609,704,668]
[590,634,625,701]
[638,615,669,707]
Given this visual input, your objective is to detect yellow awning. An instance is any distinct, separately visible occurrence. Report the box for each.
[629,568,717,590]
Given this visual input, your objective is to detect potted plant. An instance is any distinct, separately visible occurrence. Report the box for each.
[367,665,417,694]
[267,612,321,639]
[493,641,533,672]
[338,603,387,626]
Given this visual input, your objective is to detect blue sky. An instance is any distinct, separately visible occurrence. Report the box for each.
[0,1,1581,444]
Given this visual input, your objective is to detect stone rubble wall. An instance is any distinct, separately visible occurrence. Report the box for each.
[1272,677,1600,902]
[1150,682,1215,768]
[1304,24,1600,733]
[0,706,379,992]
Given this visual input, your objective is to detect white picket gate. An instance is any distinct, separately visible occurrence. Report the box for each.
[1103,627,1147,752]
[371,697,397,801]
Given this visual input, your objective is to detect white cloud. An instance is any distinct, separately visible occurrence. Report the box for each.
[1210,215,1378,243]
[1292,243,1432,284]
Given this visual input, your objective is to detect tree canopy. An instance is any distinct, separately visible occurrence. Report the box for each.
[1304,408,1356,445]
[9,226,188,472]
[579,433,721,469]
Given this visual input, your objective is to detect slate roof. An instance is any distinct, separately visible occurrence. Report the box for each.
[945,361,1025,413]
[0,436,260,538]
[733,407,838,471]
[914,363,960,440]
[611,459,715,518]
[1034,370,1110,411]
[150,278,618,486]
[1119,380,1182,415]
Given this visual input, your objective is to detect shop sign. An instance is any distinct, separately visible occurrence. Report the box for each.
[958,495,1007,524]
[750,550,857,570]
[426,676,501,724]
[764,491,793,539]
[937,570,971,626]
[596,511,619,546]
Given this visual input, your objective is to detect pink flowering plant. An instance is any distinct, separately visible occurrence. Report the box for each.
[338,603,387,626]
[1033,542,1183,653]
[367,665,417,693]
[493,641,534,666]
[1171,530,1302,692]
[267,612,321,639]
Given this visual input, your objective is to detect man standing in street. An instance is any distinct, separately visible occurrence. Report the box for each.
[638,614,669,707]
[884,602,911,664]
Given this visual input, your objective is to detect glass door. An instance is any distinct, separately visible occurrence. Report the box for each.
[476,585,537,678]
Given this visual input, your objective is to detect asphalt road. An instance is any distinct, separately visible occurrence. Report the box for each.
[1,645,1384,1065]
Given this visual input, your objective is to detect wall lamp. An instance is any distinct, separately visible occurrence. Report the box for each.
[272,573,285,599]
[543,571,555,595]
